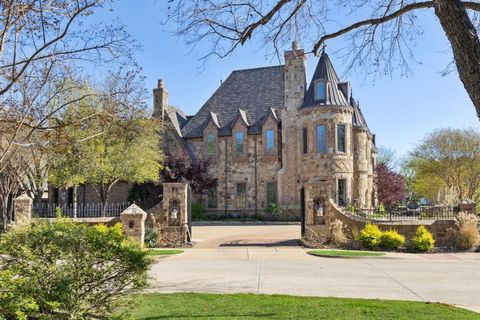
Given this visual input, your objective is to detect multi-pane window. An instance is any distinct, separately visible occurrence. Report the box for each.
[337,124,346,153]
[316,125,327,153]
[266,182,277,206]
[338,179,346,206]
[236,183,247,208]
[265,129,275,152]
[206,134,215,155]
[207,186,217,208]
[314,81,326,101]
[302,127,308,154]
[235,131,245,153]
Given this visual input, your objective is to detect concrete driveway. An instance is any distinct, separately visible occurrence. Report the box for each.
[149,225,480,313]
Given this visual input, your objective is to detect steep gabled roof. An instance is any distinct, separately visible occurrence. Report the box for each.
[165,105,190,137]
[350,96,370,131]
[182,65,285,138]
[302,52,349,108]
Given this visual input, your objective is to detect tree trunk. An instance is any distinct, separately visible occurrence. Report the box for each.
[433,0,480,120]
[1,196,8,231]
[73,185,78,218]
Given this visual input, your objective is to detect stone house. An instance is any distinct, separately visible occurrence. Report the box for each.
[157,42,377,218]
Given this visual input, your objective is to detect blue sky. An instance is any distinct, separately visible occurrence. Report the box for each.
[96,1,478,158]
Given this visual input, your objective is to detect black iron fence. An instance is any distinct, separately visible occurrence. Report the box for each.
[343,203,459,221]
[35,202,131,218]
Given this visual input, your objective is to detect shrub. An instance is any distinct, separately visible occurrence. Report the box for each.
[329,219,348,246]
[410,225,435,252]
[359,223,383,249]
[453,212,479,250]
[145,227,159,248]
[379,229,405,249]
[192,203,205,220]
[0,219,152,319]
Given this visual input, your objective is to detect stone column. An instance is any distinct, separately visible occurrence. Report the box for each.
[120,204,147,245]
[458,199,476,214]
[12,194,33,227]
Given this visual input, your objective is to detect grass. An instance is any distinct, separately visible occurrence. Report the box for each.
[307,249,385,258]
[147,249,184,256]
[128,293,478,319]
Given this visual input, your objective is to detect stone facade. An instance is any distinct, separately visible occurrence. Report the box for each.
[155,42,376,219]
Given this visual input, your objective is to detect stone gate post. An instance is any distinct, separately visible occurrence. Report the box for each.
[120,203,147,246]
[13,194,33,227]
[458,199,476,214]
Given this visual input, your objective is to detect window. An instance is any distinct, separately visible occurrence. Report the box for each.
[236,183,247,208]
[314,81,326,101]
[338,179,346,206]
[235,131,245,153]
[206,134,215,155]
[207,186,217,208]
[316,125,327,153]
[302,128,308,154]
[265,129,275,152]
[266,182,277,206]
[337,124,346,153]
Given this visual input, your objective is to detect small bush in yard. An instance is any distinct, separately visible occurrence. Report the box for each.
[359,223,383,249]
[192,203,205,220]
[453,212,479,250]
[0,219,152,319]
[144,227,159,248]
[329,219,348,245]
[410,225,435,252]
[380,229,405,249]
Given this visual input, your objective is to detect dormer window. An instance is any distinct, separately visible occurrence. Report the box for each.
[314,80,326,101]
[235,131,245,153]
[265,129,275,153]
[206,134,215,155]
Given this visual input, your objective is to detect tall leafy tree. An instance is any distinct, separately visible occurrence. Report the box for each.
[407,128,480,204]
[49,72,163,215]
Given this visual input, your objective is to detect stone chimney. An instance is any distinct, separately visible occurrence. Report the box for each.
[153,79,169,119]
[284,40,307,111]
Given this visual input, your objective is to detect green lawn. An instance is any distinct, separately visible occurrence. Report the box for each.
[128,293,478,319]
[307,249,385,258]
[147,249,184,256]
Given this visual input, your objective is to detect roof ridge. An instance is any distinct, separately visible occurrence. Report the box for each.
[231,65,284,73]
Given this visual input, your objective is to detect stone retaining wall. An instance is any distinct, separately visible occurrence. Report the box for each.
[306,200,457,246]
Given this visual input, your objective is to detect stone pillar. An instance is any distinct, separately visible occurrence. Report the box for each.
[458,199,476,214]
[279,41,307,205]
[13,194,32,227]
[120,204,147,245]
[153,79,169,120]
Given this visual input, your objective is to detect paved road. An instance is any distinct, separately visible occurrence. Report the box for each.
[149,225,480,313]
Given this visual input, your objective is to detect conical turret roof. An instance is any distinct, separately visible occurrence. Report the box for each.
[302,52,349,108]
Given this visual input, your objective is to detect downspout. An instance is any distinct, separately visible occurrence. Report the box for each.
[254,135,258,216]
[224,138,228,215]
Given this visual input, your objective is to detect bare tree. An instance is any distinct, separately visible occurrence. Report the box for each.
[168,0,480,120]
[0,0,136,169]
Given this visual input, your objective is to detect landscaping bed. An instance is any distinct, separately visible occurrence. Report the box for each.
[129,293,478,319]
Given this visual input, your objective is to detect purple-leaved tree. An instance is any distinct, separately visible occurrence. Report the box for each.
[374,163,406,207]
